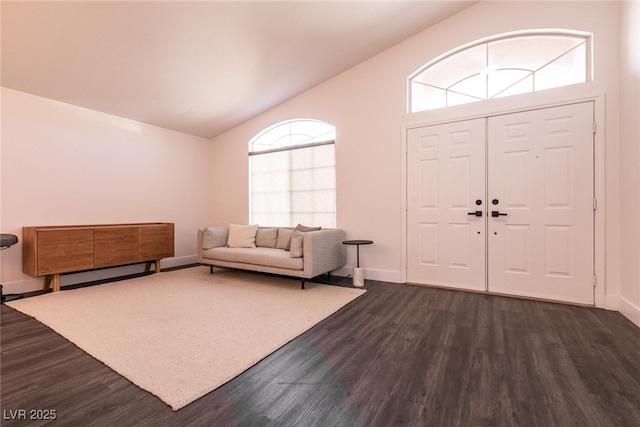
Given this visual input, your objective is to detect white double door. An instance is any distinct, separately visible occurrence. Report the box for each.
[407,103,594,305]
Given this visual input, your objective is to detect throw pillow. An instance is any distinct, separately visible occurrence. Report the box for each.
[289,230,304,258]
[255,228,278,248]
[276,228,294,250]
[226,224,259,248]
[202,227,229,249]
[295,224,322,232]
[285,224,322,250]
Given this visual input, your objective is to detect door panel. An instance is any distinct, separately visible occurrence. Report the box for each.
[487,103,594,304]
[407,119,486,291]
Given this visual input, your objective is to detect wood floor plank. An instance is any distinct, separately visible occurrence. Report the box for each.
[2,269,640,426]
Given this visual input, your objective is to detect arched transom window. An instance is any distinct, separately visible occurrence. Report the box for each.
[249,119,336,228]
[409,31,591,112]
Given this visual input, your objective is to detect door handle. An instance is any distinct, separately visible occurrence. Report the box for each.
[468,211,483,217]
[491,211,508,217]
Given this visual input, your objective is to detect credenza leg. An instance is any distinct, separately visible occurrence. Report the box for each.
[145,260,161,273]
[44,274,61,292]
[52,274,61,292]
[43,276,52,291]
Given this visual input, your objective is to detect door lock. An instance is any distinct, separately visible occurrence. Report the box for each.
[468,211,483,217]
[491,211,508,217]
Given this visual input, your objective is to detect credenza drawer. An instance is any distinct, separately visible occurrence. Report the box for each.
[94,226,139,268]
[36,229,94,275]
[139,224,175,261]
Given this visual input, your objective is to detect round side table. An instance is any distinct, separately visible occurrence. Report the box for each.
[343,240,373,287]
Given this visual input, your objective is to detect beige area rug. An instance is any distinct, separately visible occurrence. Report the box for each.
[7,267,365,410]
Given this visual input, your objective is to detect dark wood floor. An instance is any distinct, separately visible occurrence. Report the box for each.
[2,267,640,426]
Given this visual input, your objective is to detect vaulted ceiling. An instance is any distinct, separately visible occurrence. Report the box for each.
[1,1,476,139]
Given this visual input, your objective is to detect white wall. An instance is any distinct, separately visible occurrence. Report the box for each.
[619,0,640,326]
[210,1,625,297]
[1,88,214,293]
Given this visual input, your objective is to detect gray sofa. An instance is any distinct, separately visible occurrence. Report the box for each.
[197,226,347,289]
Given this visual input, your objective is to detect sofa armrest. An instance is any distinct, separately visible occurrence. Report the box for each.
[198,227,229,261]
[302,229,347,278]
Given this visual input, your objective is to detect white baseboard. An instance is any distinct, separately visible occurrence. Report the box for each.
[10,258,636,329]
[162,255,199,269]
[604,294,620,311]
[2,255,199,295]
[333,266,403,283]
[2,277,46,295]
[619,297,640,328]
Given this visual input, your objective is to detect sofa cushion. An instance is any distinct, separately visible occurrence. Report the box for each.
[285,224,322,250]
[276,228,294,250]
[295,224,322,233]
[202,247,304,270]
[289,230,304,258]
[202,227,228,249]
[256,228,278,248]
[227,224,259,248]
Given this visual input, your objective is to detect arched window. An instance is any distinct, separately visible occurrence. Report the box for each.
[409,31,591,112]
[249,119,336,227]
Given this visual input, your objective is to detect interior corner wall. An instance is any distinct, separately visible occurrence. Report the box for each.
[210,1,624,289]
[618,0,640,326]
[0,87,214,293]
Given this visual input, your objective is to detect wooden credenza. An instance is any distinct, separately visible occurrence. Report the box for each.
[22,223,174,292]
